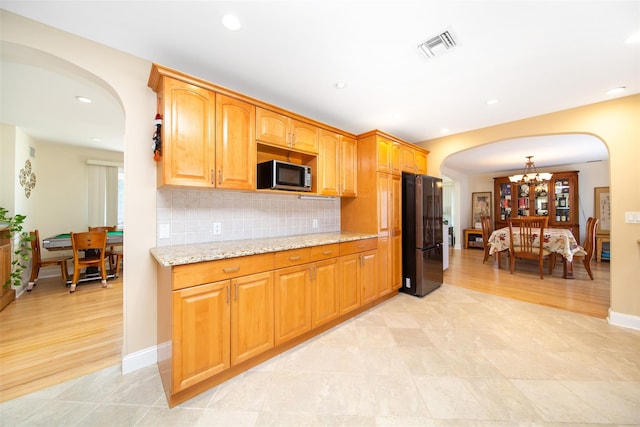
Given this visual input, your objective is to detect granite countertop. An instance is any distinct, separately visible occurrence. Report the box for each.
[150,232,377,267]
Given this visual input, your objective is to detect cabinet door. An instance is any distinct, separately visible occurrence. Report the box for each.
[360,250,378,305]
[215,95,256,190]
[374,236,391,300]
[376,137,392,173]
[401,146,416,172]
[231,271,274,365]
[377,173,391,237]
[291,120,319,154]
[415,150,428,174]
[256,108,290,148]
[172,280,230,393]
[338,253,360,315]
[391,142,402,176]
[494,177,513,229]
[318,130,340,196]
[550,172,580,240]
[311,259,339,329]
[161,78,216,187]
[274,264,312,345]
[391,175,402,291]
[340,135,358,197]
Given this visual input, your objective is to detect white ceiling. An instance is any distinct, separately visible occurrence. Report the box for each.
[1,1,637,170]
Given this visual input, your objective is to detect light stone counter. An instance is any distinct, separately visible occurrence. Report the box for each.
[150,232,377,267]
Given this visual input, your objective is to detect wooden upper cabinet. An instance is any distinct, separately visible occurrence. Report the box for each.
[391,142,401,176]
[318,130,358,197]
[401,146,416,172]
[215,95,256,190]
[160,77,216,187]
[340,135,357,197]
[376,137,393,173]
[318,130,340,196]
[256,107,318,154]
[414,150,427,174]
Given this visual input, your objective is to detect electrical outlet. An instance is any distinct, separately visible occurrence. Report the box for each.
[312,218,318,228]
[213,222,222,235]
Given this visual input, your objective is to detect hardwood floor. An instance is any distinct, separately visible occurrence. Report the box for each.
[0,248,609,403]
[446,248,610,319]
[0,275,122,403]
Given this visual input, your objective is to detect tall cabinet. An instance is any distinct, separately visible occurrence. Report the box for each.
[494,171,580,240]
[341,130,429,296]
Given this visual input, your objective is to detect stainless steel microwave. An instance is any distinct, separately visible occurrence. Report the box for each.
[257,160,312,192]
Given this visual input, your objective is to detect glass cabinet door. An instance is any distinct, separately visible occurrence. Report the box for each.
[498,181,512,221]
[553,177,571,222]
[533,183,549,217]
[517,183,530,217]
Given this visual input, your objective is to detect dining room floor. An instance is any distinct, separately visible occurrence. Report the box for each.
[1,281,639,426]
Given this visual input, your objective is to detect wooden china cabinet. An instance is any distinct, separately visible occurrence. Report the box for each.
[494,171,580,241]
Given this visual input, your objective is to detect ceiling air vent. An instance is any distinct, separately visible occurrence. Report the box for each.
[417,30,457,59]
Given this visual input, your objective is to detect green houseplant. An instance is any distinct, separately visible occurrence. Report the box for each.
[0,207,32,289]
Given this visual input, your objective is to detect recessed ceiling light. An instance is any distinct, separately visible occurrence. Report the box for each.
[606,86,626,95]
[335,82,346,89]
[91,138,101,142]
[440,128,450,134]
[486,98,498,105]
[222,14,241,31]
[76,96,92,103]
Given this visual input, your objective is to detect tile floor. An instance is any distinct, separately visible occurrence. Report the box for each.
[1,284,639,426]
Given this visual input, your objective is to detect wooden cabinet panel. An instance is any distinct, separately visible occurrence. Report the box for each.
[340,135,358,197]
[338,253,360,315]
[318,130,340,196]
[173,253,274,290]
[160,78,216,187]
[274,248,311,268]
[391,142,401,176]
[274,265,312,345]
[311,244,340,261]
[339,238,378,256]
[360,249,378,305]
[376,137,392,173]
[311,259,339,328]
[377,173,391,237]
[215,95,256,190]
[291,120,319,154]
[256,108,290,148]
[172,280,230,393]
[401,146,416,172]
[231,271,274,365]
[391,175,402,291]
[415,150,428,174]
[256,108,318,154]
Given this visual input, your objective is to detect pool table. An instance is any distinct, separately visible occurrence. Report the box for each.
[43,231,123,250]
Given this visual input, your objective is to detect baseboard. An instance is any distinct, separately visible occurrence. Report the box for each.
[122,345,157,374]
[608,309,640,331]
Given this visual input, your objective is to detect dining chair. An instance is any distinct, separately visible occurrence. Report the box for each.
[69,231,109,293]
[88,225,122,277]
[27,229,73,291]
[571,216,599,280]
[480,215,501,267]
[507,216,553,279]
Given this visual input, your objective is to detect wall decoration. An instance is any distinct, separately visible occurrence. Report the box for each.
[471,191,492,229]
[19,159,36,198]
[594,186,610,235]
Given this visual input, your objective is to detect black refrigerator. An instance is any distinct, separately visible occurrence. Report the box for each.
[401,172,443,297]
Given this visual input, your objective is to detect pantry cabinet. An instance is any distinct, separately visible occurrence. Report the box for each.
[494,170,580,240]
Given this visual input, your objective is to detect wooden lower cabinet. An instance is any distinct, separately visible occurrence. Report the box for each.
[172,281,230,393]
[157,237,388,407]
[171,271,273,393]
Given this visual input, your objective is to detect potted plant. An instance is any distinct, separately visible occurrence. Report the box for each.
[0,207,32,291]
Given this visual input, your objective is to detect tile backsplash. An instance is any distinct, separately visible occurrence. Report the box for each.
[156,188,340,246]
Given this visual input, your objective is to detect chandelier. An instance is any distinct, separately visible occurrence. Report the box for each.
[508,156,553,184]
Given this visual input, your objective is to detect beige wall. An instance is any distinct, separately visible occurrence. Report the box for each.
[418,94,640,323]
[1,11,158,361]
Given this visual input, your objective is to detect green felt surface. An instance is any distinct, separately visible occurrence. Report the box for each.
[53,231,122,238]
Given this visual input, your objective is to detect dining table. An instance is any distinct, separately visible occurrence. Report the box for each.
[487,226,586,279]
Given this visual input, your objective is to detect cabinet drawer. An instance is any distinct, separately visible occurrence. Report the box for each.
[311,244,339,261]
[172,253,274,290]
[339,238,378,256]
[274,247,311,268]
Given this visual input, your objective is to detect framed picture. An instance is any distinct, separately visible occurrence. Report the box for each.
[594,186,610,235]
[472,191,492,229]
